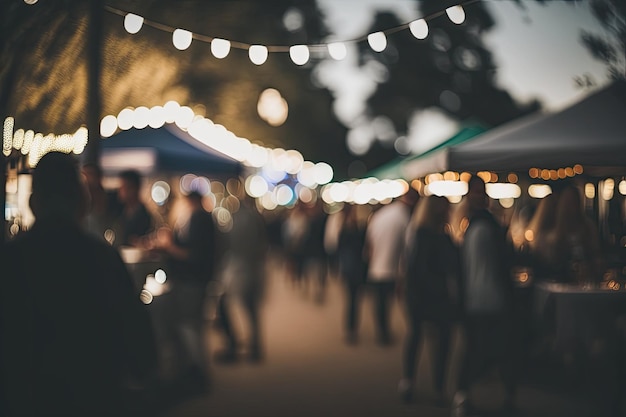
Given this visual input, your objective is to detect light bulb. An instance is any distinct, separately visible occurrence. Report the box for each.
[328,42,347,60]
[367,32,387,53]
[446,5,466,24]
[172,29,193,50]
[409,19,428,39]
[249,45,268,65]
[124,13,144,34]
[211,38,231,59]
[289,45,310,66]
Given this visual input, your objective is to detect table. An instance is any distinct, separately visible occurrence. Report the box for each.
[534,281,626,353]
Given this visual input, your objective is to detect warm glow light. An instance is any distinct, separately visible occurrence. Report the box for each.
[409,19,428,39]
[499,198,515,208]
[175,106,195,129]
[154,269,167,284]
[585,183,596,199]
[329,182,350,203]
[100,115,117,137]
[285,150,304,175]
[12,129,24,151]
[133,106,150,129]
[148,106,165,129]
[249,45,268,65]
[163,101,180,123]
[124,13,144,34]
[117,108,134,130]
[446,5,466,24]
[525,229,534,242]
[297,161,317,188]
[426,180,468,197]
[367,32,387,52]
[21,130,34,155]
[485,183,521,199]
[211,38,231,59]
[619,180,626,195]
[528,184,552,199]
[151,181,171,205]
[245,175,269,198]
[257,88,288,126]
[275,184,294,206]
[261,193,278,210]
[173,29,193,50]
[289,45,310,65]
[140,290,153,305]
[313,162,333,185]
[328,42,347,60]
[3,117,14,156]
[602,178,615,201]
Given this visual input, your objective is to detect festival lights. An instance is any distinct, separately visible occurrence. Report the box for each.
[107,2,473,66]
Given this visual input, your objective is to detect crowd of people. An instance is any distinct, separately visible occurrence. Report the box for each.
[2,151,622,417]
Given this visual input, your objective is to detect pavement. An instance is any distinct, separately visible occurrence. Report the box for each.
[154,253,621,417]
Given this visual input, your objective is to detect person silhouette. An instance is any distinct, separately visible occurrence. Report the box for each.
[152,190,216,388]
[114,169,154,247]
[0,152,157,417]
[215,192,268,363]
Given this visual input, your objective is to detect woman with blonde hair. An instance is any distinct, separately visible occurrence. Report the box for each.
[398,195,460,404]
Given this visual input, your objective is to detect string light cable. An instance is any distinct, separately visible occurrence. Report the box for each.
[104,0,480,64]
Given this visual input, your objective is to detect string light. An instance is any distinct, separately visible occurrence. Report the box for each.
[211,38,231,59]
[172,28,192,50]
[289,45,310,65]
[327,42,347,60]
[3,117,88,167]
[249,45,268,65]
[409,19,429,39]
[124,13,144,34]
[446,6,466,24]
[106,0,478,66]
[367,32,387,53]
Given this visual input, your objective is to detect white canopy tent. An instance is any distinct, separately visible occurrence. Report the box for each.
[404,80,626,178]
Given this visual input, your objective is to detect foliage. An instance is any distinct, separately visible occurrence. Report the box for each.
[577,0,626,85]
[356,0,540,168]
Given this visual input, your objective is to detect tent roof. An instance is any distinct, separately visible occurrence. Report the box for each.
[405,80,626,177]
[371,125,487,180]
[99,124,242,176]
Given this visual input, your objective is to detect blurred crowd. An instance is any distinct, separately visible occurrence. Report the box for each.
[2,151,625,417]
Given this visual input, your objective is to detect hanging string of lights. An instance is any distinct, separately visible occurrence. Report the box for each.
[5,0,477,175]
[105,0,479,65]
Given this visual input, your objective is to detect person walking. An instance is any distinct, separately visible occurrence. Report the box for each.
[0,152,157,417]
[337,204,368,344]
[399,195,460,404]
[452,176,517,417]
[214,192,269,363]
[364,188,419,345]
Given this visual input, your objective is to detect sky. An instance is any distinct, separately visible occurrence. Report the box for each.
[315,0,612,155]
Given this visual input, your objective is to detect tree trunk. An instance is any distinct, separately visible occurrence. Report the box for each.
[84,0,104,167]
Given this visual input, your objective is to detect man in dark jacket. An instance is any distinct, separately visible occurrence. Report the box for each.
[0,152,157,417]
[154,190,216,387]
[452,176,517,417]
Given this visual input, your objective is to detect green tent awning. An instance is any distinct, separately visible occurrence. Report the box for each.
[368,125,487,180]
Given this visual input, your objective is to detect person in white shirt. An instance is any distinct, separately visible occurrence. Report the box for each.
[364,188,419,345]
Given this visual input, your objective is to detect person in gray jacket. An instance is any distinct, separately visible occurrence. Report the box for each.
[452,176,517,417]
